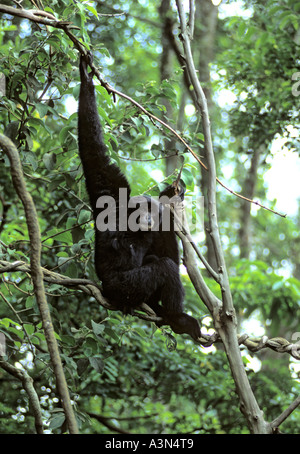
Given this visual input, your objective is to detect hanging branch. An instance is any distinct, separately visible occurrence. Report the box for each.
[0,3,286,218]
[0,134,79,435]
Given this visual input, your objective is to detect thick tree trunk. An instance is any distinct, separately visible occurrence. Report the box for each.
[194,0,218,271]
[159,0,178,175]
[238,146,262,258]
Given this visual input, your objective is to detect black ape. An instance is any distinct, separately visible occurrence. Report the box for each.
[78,54,200,341]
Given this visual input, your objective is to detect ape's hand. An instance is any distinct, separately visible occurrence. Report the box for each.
[159,183,185,202]
[79,51,94,82]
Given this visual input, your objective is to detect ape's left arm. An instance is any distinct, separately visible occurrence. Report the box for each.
[78,54,131,210]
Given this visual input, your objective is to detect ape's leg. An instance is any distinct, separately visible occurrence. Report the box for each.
[103,258,201,341]
[103,257,184,313]
[147,298,201,341]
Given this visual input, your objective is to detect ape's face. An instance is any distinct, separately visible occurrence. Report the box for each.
[128,195,162,232]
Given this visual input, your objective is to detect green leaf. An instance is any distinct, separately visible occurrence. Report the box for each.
[237,22,247,37]
[36,102,48,118]
[24,324,35,336]
[95,85,113,104]
[255,31,270,48]
[97,106,112,125]
[8,327,24,340]
[25,151,38,170]
[65,262,78,278]
[269,5,285,15]
[34,332,46,342]
[181,168,194,187]
[43,152,56,171]
[73,83,80,100]
[86,5,99,19]
[104,327,119,342]
[4,121,19,142]
[78,209,91,224]
[0,318,18,328]
[272,280,284,291]
[59,126,73,144]
[89,356,104,374]
[48,412,65,430]
[279,13,298,30]
[77,358,89,376]
[91,320,105,336]
[44,228,72,244]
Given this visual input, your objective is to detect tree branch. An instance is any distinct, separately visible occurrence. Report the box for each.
[175,0,271,434]
[0,4,286,218]
[0,258,215,347]
[1,259,299,360]
[270,395,300,431]
[0,3,294,433]
[87,412,131,434]
[0,194,10,234]
[0,358,44,434]
[0,134,79,434]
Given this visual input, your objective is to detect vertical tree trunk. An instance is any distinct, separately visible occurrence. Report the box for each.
[159,0,179,175]
[194,0,218,271]
[238,146,262,258]
[175,2,271,432]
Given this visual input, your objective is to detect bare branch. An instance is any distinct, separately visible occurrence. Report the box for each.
[0,194,10,234]
[175,1,271,434]
[0,358,44,434]
[171,206,221,284]
[0,134,79,434]
[271,395,300,431]
[0,259,214,347]
[188,0,195,39]
[1,259,299,360]
[0,4,286,218]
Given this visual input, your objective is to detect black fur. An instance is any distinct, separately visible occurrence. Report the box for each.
[78,54,201,341]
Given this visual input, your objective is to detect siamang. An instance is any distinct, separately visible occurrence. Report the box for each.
[78,54,200,341]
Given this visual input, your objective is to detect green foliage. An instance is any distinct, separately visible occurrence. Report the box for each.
[218,0,300,150]
[231,259,300,333]
[0,0,299,435]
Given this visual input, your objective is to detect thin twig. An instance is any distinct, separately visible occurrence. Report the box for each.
[0,289,35,354]
[170,205,221,283]
[0,4,287,218]
[270,395,300,430]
